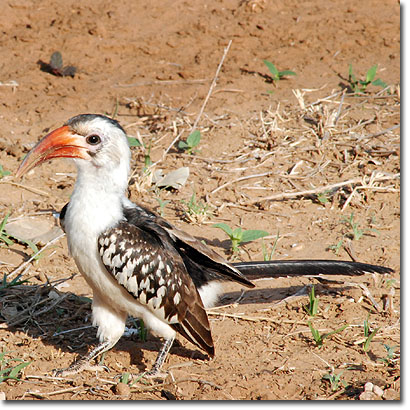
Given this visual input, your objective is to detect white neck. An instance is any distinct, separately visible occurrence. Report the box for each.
[64,157,129,251]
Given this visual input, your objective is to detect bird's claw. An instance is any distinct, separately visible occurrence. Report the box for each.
[52,361,110,377]
[140,368,169,380]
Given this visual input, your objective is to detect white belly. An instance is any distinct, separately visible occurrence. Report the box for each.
[64,201,177,341]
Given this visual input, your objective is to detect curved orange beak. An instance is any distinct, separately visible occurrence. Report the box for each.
[16,125,91,178]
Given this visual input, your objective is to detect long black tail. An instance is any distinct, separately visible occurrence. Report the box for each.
[232,260,394,280]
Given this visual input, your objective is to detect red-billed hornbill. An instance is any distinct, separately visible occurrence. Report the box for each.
[16,114,393,377]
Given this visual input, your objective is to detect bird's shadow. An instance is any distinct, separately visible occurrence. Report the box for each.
[0,279,355,375]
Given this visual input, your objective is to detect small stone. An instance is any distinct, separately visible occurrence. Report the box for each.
[373,385,384,397]
[383,388,400,400]
[364,382,374,392]
[114,382,130,397]
[359,391,378,400]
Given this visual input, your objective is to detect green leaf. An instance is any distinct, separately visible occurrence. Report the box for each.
[0,165,11,178]
[317,192,329,204]
[306,285,319,316]
[366,65,378,83]
[0,361,31,382]
[24,239,39,256]
[322,324,348,340]
[308,321,322,345]
[0,212,10,232]
[186,130,201,148]
[278,70,297,77]
[363,327,380,352]
[127,137,142,147]
[240,229,269,243]
[0,235,13,247]
[263,60,279,79]
[372,78,388,88]
[8,361,31,380]
[138,318,147,342]
[348,64,356,83]
[232,228,244,242]
[213,223,233,236]
[120,372,130,385]
[178,140,189,149]
[364,318,370,337]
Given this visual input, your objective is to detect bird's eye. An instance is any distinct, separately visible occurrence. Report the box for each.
[86,134,101,145]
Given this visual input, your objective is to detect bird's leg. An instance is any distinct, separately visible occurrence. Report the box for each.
[53,340,114,377]
[143,337,175,378]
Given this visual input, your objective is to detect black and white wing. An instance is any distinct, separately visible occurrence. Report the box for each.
[97,220,214,357]
[122,204,255,289]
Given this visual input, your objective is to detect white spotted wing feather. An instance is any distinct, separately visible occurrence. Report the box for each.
[97,221,214,356]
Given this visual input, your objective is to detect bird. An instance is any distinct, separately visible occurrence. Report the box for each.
[16,114,393,377]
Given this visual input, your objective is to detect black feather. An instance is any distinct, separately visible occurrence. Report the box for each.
[232,260,393,279]
[66,114,126,134]
[59,202,69,232]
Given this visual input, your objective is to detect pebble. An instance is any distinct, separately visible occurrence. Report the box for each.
[359,382,385,400]
[359,391,380,401]
[383,388,400,401]
[373,385,384,397]
[114,382,130,397]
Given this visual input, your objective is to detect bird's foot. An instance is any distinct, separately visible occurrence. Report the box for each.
[53,359,109,377]
[126,370,168,384]
[53,340,114,377]
[141,367,169,380]
[132,337,173,380]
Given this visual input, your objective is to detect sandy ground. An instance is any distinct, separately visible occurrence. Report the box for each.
[0,0,400,400]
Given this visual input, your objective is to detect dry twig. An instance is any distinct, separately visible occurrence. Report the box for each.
[242,172,400,205]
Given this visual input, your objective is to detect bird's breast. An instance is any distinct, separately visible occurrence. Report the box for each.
[63,190,125,284]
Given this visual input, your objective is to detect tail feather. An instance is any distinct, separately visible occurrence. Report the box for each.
[171,310,215,357]
[232,260,394,280]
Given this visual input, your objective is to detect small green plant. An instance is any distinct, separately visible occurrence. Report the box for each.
[0,213,14,247]
[0,213,41,260]
[178,130,201,155]
[119,372,131,384]
[342,212,365,241]
[0,165,11,179]
[304,285,319,317]
[153,188,170,217]
[263,60,296,84]
[378,344,399,366]
[143,142,153,171]
[323,371,347,392]
[261,231,279,261]
[0,350,31,383]
[348,64,387,94]
[328,213,379,255]
[138,318,148,342]
[308,321,348,347]
[213,223,269,254]
[155,196,170,217]
[181,191,210,224]
[127,136,143,148]
[316,191,330,205]
[1,273,28,291]
[129,136,152,172]
[328,239,344,255]
[362,315,380,353]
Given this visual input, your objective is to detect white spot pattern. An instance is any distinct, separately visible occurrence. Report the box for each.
[98,221,187,324]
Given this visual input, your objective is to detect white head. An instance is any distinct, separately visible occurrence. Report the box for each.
[17,114,131,195]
